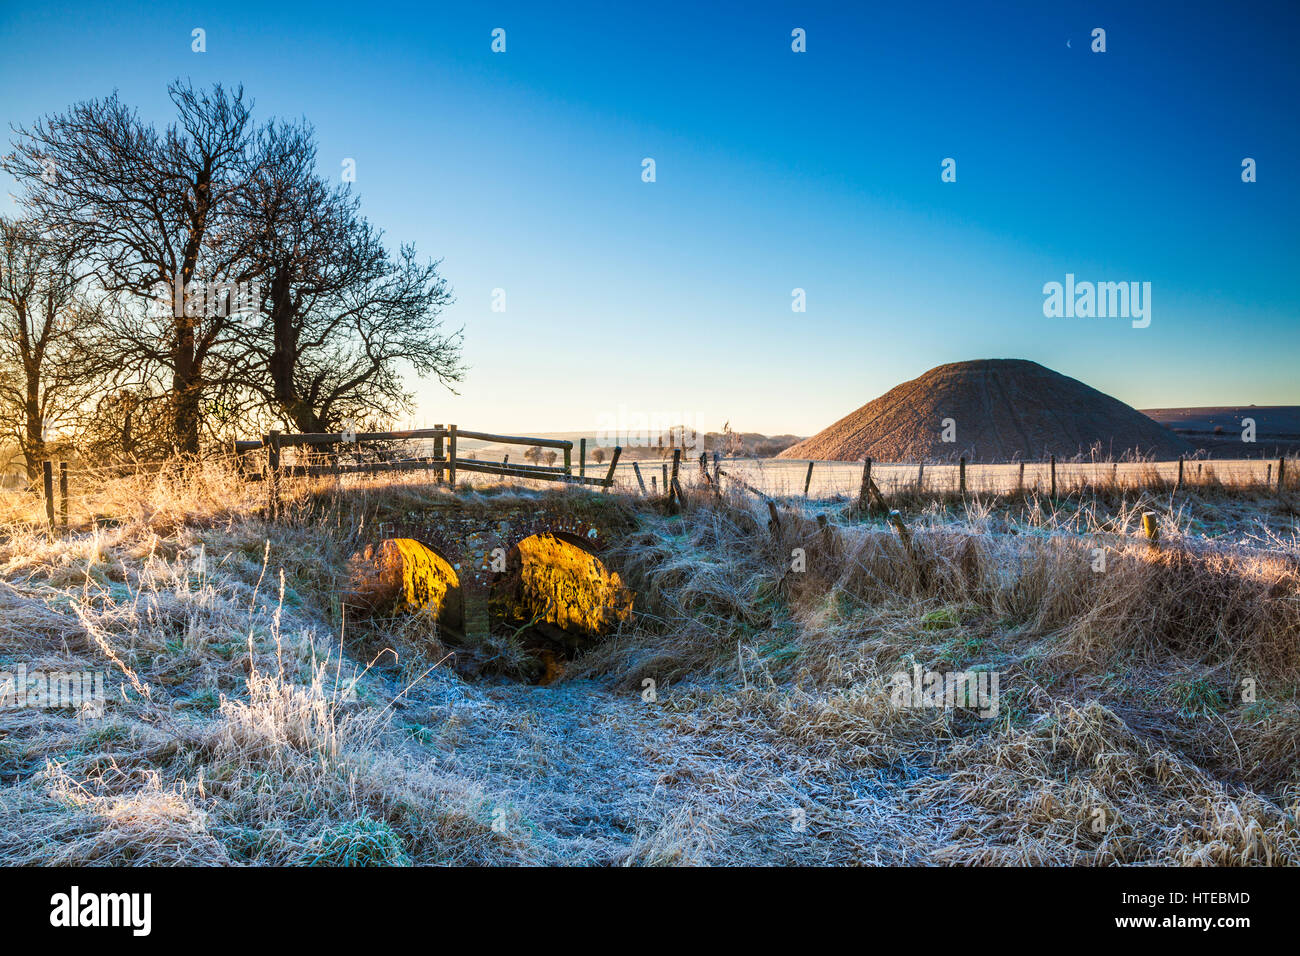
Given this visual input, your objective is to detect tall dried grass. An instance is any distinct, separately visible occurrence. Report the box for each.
[1,459,1297,865]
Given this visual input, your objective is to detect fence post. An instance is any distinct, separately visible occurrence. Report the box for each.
[766,499,782,534]
[959,456,966,495]
[1142,511,1160,548]
[59,461,68,527]
[577,438,584,478]
[602,446,622,491]
[669,449,682,509]
[804,461,814,498]
[267,431,282,520]
[43,460,55,530]
[433,424,445,484]
[857,458,872,511]
[1050,455,1057,498]
[448,425,457,489]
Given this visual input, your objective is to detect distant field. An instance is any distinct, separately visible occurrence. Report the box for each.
[1142,405,1300,434]
[600,456,1291,497]
[1142,406,1300,457]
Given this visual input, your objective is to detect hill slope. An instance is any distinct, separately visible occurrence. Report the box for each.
[779,359,1193,462]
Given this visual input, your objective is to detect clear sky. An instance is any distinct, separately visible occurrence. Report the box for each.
[2,0,1297,435]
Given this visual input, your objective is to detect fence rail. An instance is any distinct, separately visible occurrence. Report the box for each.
[233,425,623,516]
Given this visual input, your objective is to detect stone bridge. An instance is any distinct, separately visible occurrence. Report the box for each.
[348,503,633,644]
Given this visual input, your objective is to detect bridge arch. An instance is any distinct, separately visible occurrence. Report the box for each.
[490,531,632,640]
[368,537,464,633]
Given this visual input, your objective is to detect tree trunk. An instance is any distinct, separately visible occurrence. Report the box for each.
[23,408,43,483]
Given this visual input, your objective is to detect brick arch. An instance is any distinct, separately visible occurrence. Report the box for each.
[370,511,630,641]
[385,538,464,633]
[490,531,632,639]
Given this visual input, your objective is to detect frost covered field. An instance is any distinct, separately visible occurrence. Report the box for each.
[1,462,1298,865]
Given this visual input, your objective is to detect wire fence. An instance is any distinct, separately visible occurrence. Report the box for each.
[3,445,1296,532]
[601,455,1293,498]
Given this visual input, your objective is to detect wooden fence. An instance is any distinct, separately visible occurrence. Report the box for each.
[22,442,1296,531]
[234,424,622,499]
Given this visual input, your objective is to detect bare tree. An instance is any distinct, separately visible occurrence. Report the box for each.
[0,217,99,480]
[251,224,461,432]
[4,82,268,454]
[230,120,462,432]
[5,81,462,448]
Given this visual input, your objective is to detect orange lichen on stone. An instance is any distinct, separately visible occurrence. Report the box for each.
[389,538,460,617]
[499,533,632,637]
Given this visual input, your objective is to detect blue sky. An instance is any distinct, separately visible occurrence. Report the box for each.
[2,0,1296,434]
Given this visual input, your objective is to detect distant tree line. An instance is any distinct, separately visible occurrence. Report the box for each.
[0,81,462,479]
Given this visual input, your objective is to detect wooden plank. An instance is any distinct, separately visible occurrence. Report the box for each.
[453,429,573,450]
[459,460,603,484]
[275,427,448,447]
[291,457,593,483]
[457,458,563,475]
[717,468,768,500]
